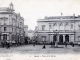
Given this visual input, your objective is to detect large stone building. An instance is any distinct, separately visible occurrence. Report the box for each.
[37,15,80,44]
[0,2,24,45]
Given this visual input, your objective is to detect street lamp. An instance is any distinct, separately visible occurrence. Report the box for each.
[73,14,76,43]
[42,36,46,49]
[35,34,37,44]
[54,30,59,47]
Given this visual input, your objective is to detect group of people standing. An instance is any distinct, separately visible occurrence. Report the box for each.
[1,40,10,49]
[50,41,75,48]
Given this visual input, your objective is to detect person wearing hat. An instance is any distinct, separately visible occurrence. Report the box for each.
[6,40,10,49]
[1,41,4,48]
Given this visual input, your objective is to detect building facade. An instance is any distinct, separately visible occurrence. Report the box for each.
[37,15,80,44]
[28,30,34,40]
[0,3,24,45]
[24,25,28,37]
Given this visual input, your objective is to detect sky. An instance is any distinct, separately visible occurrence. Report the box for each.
[0,0,80,30]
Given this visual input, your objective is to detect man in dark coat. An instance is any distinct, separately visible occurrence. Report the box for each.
[51,41,53,47]
[71,42,74,47]
[1,41,4,48]
[42,44,46,49]
[65,42,67,48]
[6,40,10,49]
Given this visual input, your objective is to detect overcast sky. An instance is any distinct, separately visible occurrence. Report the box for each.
[0,0,80,30]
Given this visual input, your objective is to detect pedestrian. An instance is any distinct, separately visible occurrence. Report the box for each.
[15,42,17,46]
[6,40,10,49]
[33,42,35,47]
[1,41,4,48]
[65,42,67,48]
[72,42,74,47]
[51,41,53,47]
[42,44,46,49]
[33,40,35,47]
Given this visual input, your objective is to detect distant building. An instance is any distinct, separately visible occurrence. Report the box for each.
[24,25,28,37]
[37,15,80,44]
[28,30,34,40]
[0,2,24,45]
[33,26,38,41]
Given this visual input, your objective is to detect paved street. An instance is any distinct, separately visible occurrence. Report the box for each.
[0,45,80,54]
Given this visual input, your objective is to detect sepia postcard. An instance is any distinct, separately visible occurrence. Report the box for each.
[0,0,80,60]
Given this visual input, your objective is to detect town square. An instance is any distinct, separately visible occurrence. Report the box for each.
[0,0,80,60]
[0,0,80,55]
[0,45,80,54]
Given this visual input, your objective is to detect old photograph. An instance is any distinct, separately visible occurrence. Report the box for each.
[0,0,80,60]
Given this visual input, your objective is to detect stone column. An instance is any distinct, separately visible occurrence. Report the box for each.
[52,35,54,42]
[63,34,65,42]
[55,35,58,47]
[1,35,3,40]
[50,34,53,42]
[7,35,9,40]
[69,35,71,42]
[57,35,59,42]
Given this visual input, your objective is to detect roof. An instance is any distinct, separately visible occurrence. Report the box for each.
[37,15,80,22]
[44,16,79,19]
[28,30,34,33]
[0,7,10,11]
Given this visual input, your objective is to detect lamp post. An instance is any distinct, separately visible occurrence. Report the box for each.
[73,14,75,43]
[42,36,46,49]
[54,30,59,47]
[35,34,37,44]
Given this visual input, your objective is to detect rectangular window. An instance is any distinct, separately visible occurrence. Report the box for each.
[49,25,52,29]
[0,35,1,40]
[42,25,45,30]
[42,36,46,41]
[4,27,7,31]
[3,34,7,40]
[71,24,73,29]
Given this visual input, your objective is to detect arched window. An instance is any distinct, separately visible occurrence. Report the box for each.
[49,24,52,29]
[59,23,63,26]
[53,23,57,26]
[71,24,73,29]
[65,23,69,26]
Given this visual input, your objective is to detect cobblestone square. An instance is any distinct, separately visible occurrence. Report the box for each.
[0,45,80,54]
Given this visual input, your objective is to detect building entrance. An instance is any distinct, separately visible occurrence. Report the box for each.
[59,35,63,42]
[53,35,57,42]
[65,35,69,42]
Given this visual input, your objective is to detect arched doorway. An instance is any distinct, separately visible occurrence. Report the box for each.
[65,35,69,42]
[59,35,63,42]
[53,35,57,42]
